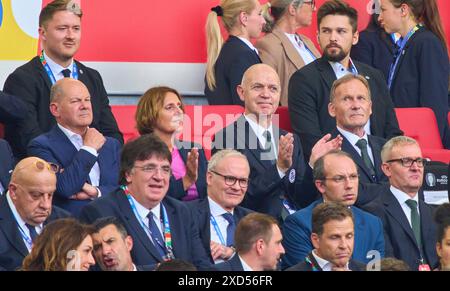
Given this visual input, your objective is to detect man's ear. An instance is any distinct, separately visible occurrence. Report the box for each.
[49,103,59,117]
[125,235,133,252]
[328,102,336,118]
[237,85,245,102]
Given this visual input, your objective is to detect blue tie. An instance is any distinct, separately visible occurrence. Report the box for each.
[222,212,235,247]
[147,212,166,258]
[25,223,38,242]
[61,69,71,78]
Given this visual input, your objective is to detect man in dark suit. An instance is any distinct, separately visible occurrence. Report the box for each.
[80,134,212,270]
[28,78,120,217]
[188,149,253,264]
[213,64,342,222]
[288,0,402,159]
[0,91,27,125]
[328,74,387,184]
[286,202,366,271]
[213,213,285,271]
[282,150,385,269]
[0,139,15,195]
[0,157,70,271]
[363,136,438,271]
[3,0,122,158]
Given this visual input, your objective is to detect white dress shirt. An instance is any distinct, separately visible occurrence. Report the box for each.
[285,33,316,65]
[209,197,234,264]
[43,51,75,80]
[390,186,420,227]
[239,255,254,271]
[312,250,350,271]
[128,194,164,242]
[6,191,43,252]
[337,126,375,165]
[237,36,259,55]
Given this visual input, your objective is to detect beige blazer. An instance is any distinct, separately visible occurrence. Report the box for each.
[255,29,321,106]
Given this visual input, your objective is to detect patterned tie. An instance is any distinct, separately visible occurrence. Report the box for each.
[263,130,276,164]
[355,139,376,177]
[25,223,38,242]
[222,212,236,247]
[405,199,422,248]
[61,69,71,78]
[147,212,167,258]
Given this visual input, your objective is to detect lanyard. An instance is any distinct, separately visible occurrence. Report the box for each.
[295,34,317,62]
[122,185,175,260]
[388,24,422,88]
[305,253,321,271]
[17,223,33,250]
[39,50,79,85]
[210,215,226,246]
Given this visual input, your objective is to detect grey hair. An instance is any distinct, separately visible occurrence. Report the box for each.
[381,136,419,162]
[208,149,249,172]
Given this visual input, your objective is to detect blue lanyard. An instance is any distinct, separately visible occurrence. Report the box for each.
[17,224,33,250]
[388,24,422,88]
[122,186,175,260]
[39,50,79,85]
[210,215,226,246]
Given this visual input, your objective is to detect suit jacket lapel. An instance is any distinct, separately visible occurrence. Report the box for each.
[317,58,337,91]
[163,200,181,259]
[33,56,53,91]
[340,135,374,180]
[235,116,269,169]
[368,135,384,180]
[0,196,29,257]
[273,30,305,69]
[51,126,80,165]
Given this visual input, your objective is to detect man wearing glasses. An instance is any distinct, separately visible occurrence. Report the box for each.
[282,150,384,269]
[80,134,211,270]
[363,136,438,271]
[0,157,70,271]
[188,149,253,264]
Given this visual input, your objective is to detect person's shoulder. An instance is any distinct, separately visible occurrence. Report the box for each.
[285,202,315,224]
[352,204,384,223]
[256,31,283,46]
[51,205,72,219]
[7,56,41,78]
[292,58,320,77]
[285,261,309,271]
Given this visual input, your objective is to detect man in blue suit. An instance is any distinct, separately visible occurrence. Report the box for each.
[213,213,285,271]
[328,74,387,184]
[282,150,385,269]
[363,136,438,271]
[213,64,342,222]
[80,134,212,270]
[28,78,120,216]
[0,157,70,270]
[0,139,15,195]
[188,149,253,264]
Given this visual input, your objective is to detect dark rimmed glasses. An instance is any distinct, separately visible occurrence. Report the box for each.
[210,170,249,188]
[386,157,425,168]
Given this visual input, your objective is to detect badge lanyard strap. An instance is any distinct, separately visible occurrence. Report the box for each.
[16,223,33,250]
[39,50,79,85]
[295,34,317,61]
[210,215,226,246]
[121,185,175,259]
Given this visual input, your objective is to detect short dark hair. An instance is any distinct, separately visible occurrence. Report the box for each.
[235,213,279,254]
[39,0,83,27]
[92,217,128,239]
[380,258,410,271]
[317,0,358,33]
[119,134,171,185]
[434,203,450,243]
[313,150,353,181]
[155,259,197,271]
[312,202,353,236]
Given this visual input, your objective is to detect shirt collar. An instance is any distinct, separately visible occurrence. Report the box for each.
[390,185,419,205]
[208,197,233,217]
[312,250,349,271]
[43,50,74,76]
[337,126,368,146]
[58,123,83,141]
[329,58,358,77]
[128,194,160,220]
[6,191,43,232]
[236,36,259,55]
[244,114,274,142]
[238,255,254,271]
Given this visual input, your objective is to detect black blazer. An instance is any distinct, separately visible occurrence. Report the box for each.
[212,253,245,271]
[388,27,450,146]
[167,140,208,201]
[213,115,318,221]
[363,186,438,270]
[187,198,253,263]
[79,188,212,270]
[0,139,15,193]
[332,128,387,184]
[288,57,403,159]
[3,56,123,158]
[351,28,397,82]
[0,91,27,124]
[0,194,70,271]
[205,36,261,106]
[285,252,366,271]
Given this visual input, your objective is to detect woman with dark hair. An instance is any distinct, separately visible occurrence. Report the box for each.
[434,203,450,271]
[21,218,95,271]
[378,0,449,147]
[135,86,207,201]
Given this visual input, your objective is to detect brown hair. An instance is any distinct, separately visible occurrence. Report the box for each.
[388,0,447,51]
[135,86,184,135]
[317,0,358,33]
[235,213,279,254]
[311,201,353,236]
[39,0,83,27]
[21,218,94,271]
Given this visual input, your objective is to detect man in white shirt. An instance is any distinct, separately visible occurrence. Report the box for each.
[286,201,365,271]
[214,213,285,271]
[28,78,121,216]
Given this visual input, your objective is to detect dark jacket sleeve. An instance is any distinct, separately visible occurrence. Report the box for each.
[0,91,27,123]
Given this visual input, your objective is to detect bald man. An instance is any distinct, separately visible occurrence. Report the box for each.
[0,157,70,271]
[213,64,342,222]
[28,78,121,216]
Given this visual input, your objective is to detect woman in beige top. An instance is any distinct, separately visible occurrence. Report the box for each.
[256,0,320,105]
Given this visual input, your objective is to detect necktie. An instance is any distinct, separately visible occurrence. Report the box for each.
[262,130,276,164]
[355,139,376,177]
[25,223,38,242]
[61,69,71,78]
[294,34,303,48]
[147,212,167,258]
[222,212,235,247]
[405,199,422,248]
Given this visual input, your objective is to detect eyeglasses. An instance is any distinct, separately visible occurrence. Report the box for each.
[133,164,171,176]
[14,160,59,174]
[210,170,249,188]
[386,157,425,168]
[303,0,315,8]
[322,173,359,184]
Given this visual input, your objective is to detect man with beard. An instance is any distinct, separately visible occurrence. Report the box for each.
[288,0,402,160]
